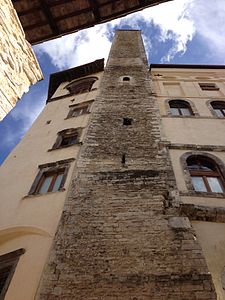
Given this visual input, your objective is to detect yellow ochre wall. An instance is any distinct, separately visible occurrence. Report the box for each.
[152,67,225,300]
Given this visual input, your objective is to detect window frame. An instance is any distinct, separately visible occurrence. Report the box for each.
[34,169,65,194]
[123,117,133,125]
[67,101,93,119]
[210,101,225,118]
[168,100,194,116]
[189,169,224,193]
[28,159,74,196]
[199,83,219,91]
[0,249,25,300]
[181,152,225,195]
[51,128,82,150]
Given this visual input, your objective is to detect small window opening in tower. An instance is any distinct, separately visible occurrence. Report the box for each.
[123,118,133,125]
[122,154,126,164]
[123,77,130,81]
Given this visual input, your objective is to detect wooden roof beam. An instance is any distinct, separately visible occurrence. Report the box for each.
[88,0,101,22]
[40,0,60,35]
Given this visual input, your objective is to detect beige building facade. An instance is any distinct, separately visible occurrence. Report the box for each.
[0,59,104,299]
[152,65,225,299]
[0,30,225,299]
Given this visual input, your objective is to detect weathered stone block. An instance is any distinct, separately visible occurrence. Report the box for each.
[168,217,191,230]
[0,0,42,120]
[36,30,216,300]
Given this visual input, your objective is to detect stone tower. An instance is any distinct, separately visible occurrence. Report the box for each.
[37,30,216,299]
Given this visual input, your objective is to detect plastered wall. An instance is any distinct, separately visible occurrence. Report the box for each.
[153,67,225,299]
[0,72,102,300]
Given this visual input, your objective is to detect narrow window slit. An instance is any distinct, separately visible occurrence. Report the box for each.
[122,154,126,164]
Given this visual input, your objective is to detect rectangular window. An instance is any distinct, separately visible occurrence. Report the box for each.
[28,159,74,196]
[60,134,78,147]
[35,170,65,194]
[70,106,89,117]
[51,128,80,150]
[199,83,219,91]
[67,101,93,118]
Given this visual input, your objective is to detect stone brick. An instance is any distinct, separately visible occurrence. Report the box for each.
[36,30,216,299]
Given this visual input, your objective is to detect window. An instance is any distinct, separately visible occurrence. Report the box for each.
[35,170,65,194]
[60,134,78,147]
[169,100,193,116]
[0,249,25,299]
[67,104,89,118]
[28,159,74,195]
[199,83,219,91]
[211,101,225,117]
[51,128,81,150]
[65,77,97,95]
[187,156,224,193]
[123,77,130,81]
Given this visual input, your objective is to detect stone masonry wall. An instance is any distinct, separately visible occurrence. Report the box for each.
[37,30,216,299]
[0,0,42,120]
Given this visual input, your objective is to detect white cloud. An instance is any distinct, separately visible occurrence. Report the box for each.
[34,0,225,66]
[35,0,196,66]
[112,0,195,62]
[35,25,112,70]
[188,0,225,62]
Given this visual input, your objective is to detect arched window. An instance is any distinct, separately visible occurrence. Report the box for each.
[187,155,224,193]
[65,77,97,95]
[169,100,193,116]
[211,101,225,117]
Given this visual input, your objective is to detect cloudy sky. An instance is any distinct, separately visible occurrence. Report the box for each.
[0,0,225,164]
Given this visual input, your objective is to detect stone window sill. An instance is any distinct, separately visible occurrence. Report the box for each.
[64,112,91,120]
[22,188,66,200]
[180,191,225,199]
[48,142,82,151]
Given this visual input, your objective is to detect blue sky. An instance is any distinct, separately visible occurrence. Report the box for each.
[0,0,225,164]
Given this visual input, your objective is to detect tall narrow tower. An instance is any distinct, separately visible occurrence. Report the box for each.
[37,30,216,299]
